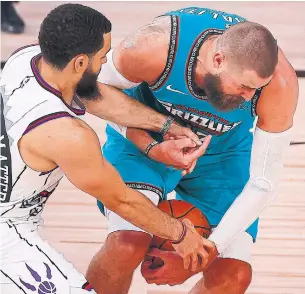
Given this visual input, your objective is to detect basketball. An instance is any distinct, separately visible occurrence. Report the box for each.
[149,200,211,268]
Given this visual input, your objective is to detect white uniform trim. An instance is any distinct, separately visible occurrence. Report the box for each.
[209,126,292,254]
[97,49,141,90]
[97,49,141,138]
[105,189,160,235]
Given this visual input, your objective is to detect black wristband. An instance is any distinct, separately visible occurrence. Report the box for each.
[144,140,159,156]
[171,221,187,245]
[160,116,175,136]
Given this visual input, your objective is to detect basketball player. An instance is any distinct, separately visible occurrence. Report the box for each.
[0,4,216,294]
[86,7,299,294]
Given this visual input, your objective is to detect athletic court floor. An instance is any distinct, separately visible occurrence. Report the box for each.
[1,2,305,293]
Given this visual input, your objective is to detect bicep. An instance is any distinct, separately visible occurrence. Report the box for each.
[62,149,126,202]
[97,17,170,87]
[51,123,126,199]
[27,117,126,200]
[256,69,298,132]
[113,42,145,83]
[97,34,151,85]
[256,94,294,131]
[110,21,166,84]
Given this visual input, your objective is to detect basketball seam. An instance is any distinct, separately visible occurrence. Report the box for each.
[176,206,197,219]
[151,239,167,265]
[158,240,168,250]
[168,200,175,217]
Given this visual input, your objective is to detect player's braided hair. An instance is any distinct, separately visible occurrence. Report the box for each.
[39,3,112,70]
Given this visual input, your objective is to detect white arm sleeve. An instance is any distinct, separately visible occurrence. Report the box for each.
[208,127,292,254]
[97,49,141,90]
[97,49,141,138]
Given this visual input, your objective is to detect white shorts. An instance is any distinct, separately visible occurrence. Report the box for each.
[0,222,96,294]
[104,190,253,263]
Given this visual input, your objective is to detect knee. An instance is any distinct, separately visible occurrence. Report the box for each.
[106,231,152,268]
[205,259,252,292]
[235,262,252,289]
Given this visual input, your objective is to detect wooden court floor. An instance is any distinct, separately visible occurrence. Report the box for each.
[1,2,305,293]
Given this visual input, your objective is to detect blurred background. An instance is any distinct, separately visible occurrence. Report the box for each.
[2,1,305,71]
[1,2,305,294]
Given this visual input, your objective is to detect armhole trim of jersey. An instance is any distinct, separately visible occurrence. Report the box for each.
[185,28,223,100]
[149,15,180,91]
[251,87,263,117]
[23,111,73,136]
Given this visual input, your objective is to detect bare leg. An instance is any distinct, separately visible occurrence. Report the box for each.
[86,231,151,294]
[190,258,252,294]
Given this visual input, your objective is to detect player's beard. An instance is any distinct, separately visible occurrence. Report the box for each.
[203,73,245,111]
[75,69,100,100]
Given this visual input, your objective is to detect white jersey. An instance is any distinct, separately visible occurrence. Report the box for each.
[0,45,86,225]
[0,45,96,294]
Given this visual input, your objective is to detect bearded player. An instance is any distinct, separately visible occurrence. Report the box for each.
[86,6,299,294]
[0,4,215,293]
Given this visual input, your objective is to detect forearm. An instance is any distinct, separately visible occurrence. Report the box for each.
[110,186,183,241]
[55,121,183,242]
[209,180,276,253]
[127,128,164,160]
[127,128,171,163]
[126,128,155,152]
[208,127,292,253]
[83,83,168,132]
[84,158,183,241]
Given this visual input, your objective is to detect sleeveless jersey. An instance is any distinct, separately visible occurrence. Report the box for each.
[110,7,263,155]
[0,45,85,224]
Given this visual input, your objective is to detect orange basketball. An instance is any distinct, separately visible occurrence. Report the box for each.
[149,200,211,268]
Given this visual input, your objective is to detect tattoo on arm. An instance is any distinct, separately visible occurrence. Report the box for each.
[122,16,171,49]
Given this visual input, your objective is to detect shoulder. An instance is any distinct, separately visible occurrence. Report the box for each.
[22,115,96,151]
[2,45,40,77]
[263,49,298,97]
[121,15,171,49]
[113,16,172,83]
[1,48,39,95]
[257,48,299,129]
[9,44,40,60]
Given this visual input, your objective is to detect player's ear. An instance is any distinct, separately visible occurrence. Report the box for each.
[74,55,89,73]
[213,52,225,69]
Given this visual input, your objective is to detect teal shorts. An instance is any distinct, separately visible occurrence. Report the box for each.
[97,125,258,240]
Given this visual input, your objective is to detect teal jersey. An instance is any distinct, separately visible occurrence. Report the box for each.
[102,8,262,239]
[132,7,262,154]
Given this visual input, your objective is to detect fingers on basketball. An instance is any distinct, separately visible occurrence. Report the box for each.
[149,200,211,269]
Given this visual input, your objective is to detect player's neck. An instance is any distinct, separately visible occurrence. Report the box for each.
[38,58,75,104]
